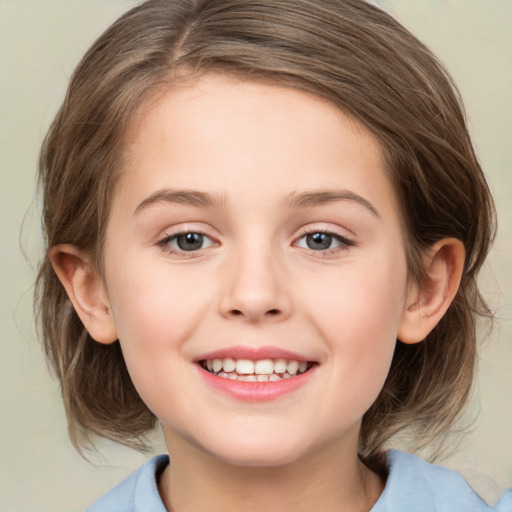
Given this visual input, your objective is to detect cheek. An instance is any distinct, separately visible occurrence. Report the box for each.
[305,279,402,421]
[302,255,407,380]
[105,258,214,371]
[307,262,406,338]
[104,266,205,412]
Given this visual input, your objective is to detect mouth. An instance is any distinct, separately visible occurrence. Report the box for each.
[199,358,315,382]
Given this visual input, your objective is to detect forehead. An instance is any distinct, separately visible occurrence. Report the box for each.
[114,74,398,220]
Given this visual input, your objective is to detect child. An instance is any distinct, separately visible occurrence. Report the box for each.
[35,0,511,510]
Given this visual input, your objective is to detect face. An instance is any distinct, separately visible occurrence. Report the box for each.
[102,75,412,467]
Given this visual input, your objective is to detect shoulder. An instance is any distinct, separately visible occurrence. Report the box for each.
[86,455,169,512]
[371,450,512,512]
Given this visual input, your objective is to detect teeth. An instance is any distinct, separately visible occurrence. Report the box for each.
[238,375,257,382]
[223,358,236,373]
[273,359,287,373]
[201,357,312,381]
[236,359,254,374]
[287,360,299,375]
[254,359,274,375]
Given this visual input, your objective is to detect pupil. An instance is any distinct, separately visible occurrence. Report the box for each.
[177,233,203,251]
[307,233,332,250]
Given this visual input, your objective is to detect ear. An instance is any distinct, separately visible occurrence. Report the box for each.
[398,238,465,344]
[49,244,118,344]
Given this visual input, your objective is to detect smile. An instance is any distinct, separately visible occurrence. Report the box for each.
[200,358,313,382]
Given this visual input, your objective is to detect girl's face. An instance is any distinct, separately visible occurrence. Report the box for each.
[102,75,413,466]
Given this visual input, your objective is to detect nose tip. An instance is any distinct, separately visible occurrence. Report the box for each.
[222,295,289,323]
[219,255,291,323]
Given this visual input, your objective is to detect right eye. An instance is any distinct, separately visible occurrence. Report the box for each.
[159,231,216,253]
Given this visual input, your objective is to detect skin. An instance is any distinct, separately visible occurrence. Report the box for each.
[52,75,465,511]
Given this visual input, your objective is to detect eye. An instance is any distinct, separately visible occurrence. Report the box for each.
[159,231,216,253]
[295,231,352,252]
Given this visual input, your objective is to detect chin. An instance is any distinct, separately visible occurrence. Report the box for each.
[200,433,312,468]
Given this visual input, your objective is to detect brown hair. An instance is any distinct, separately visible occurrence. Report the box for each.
[35,0,496,468]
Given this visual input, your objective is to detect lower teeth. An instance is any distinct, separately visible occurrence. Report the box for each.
[216,371,292,381]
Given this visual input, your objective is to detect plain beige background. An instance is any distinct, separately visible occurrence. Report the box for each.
[0,0,511,510]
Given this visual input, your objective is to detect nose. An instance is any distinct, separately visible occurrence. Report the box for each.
[218,244,292,323]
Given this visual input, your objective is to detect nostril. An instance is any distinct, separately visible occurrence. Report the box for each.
[224,307,284,320]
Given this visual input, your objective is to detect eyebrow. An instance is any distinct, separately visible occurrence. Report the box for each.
[282,190,380,218]
[134,187,380,218]
[134,188,226,214]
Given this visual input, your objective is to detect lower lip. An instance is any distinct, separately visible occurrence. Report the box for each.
[197,365,316,402]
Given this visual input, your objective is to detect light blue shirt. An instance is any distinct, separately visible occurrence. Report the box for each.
[87,450,512,511]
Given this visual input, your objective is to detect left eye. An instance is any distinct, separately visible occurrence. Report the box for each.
[295,232,348,251]
[162,232,215,252]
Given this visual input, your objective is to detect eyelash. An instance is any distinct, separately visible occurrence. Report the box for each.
[157,228,354,259]
[157,230,217,257]
[294,229,354,257]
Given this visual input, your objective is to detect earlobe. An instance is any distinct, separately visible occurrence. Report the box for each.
[49,245,118,344]
[398,238,465,344]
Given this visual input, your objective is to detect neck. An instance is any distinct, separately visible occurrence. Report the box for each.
[158,428,384,512]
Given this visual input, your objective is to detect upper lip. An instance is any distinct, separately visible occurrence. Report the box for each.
[194,345,314,363]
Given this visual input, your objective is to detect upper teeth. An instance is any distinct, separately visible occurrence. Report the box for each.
[204,358,309,376]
